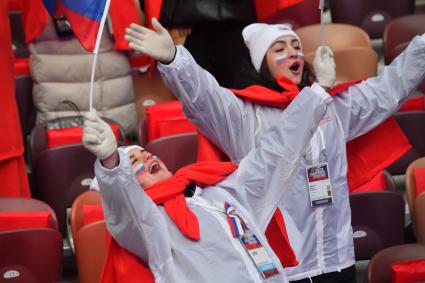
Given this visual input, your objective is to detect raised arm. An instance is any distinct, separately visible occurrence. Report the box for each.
[221,83,332,230]
[333,34,425,141]
[126,19,254,163]
[82,111,172,273]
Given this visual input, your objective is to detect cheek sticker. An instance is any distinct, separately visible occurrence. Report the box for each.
[133,163,146,176]
[153,156,161,161]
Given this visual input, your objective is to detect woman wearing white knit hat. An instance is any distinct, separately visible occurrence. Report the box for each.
[125,19,425,283]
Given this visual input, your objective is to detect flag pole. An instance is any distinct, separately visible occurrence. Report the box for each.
[319,0,325,46]
[89,0,112,113]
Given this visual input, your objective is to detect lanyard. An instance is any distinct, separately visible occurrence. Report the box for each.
[310,127,326,163]
[188,197,248,237]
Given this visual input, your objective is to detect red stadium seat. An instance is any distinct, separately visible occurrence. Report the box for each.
[0,197,62,283]
[367,244,425,283]
[0,228,63,283]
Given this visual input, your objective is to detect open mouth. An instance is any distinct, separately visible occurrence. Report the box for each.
[149,162,161,174]
[289,62,301,74]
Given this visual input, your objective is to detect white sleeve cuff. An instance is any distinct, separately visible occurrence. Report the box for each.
[311,82,333,104]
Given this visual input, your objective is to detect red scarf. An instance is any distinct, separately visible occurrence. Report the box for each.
[197,76,411,268]
[100,161,237,283]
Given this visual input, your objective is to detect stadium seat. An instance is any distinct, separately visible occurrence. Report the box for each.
[304,47,378,82]
[0,197,59,230]
[137,118,148,146]
[405,157,425,237]
[366,243,425,283]
[71,190,102,240]
[386,112,425,175]
[414,193,425,244]
[145,132,199,174]
[329,0,415,39]
[0,228,63,283]
[71,191,106,283]
[28,116,126,173]
[144,100,197,143]
[383,14,425,94]
[295,23,372,55]
[350,191,405,260]
[383,14,425,65]
[75,221,107,283]
[34,145,97,235]
[0,198,62,283]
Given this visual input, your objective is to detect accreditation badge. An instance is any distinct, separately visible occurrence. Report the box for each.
[306,162,333,207]
[239,231,280,279]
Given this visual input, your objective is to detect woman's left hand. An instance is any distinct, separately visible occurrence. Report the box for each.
[313,46,336,89]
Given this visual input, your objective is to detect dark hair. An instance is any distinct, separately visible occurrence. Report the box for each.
[259,57,317,90]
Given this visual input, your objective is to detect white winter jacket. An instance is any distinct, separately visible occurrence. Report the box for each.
[157,35,425,280]
[95,87,331,283]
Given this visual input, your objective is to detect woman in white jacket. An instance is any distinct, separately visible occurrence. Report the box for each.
[82,81,331,283]
[125,19,425,282]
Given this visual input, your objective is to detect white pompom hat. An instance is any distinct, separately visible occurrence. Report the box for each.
[242,23,302,72]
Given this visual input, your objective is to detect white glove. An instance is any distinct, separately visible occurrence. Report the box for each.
[82,109,117,160]
[125,18,176,64]
[313,46,336,89]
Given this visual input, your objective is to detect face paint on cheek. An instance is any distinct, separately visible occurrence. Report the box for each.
[275,55,289,65]
[297,52,305,61]
[133,163,146,176]
[153,156,161,161]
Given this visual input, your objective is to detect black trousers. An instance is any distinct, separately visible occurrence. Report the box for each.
[290,265,356,283]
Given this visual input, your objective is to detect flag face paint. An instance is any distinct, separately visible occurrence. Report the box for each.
[275,53,305,65]
[275,55,289,65]
[134,163,146,176]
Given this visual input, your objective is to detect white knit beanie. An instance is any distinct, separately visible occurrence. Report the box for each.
[90,145,145,191]
[242,23,302,72]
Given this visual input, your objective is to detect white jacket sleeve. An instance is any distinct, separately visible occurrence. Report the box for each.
[334,34,425,141]
[157,46,255,163]
[226,84,332,230]
[94,149,172,274]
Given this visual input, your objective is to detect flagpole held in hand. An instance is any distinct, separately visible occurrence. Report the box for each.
[319,0,325,46]
[89,0,112,113]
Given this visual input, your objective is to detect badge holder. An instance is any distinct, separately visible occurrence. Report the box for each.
[224,202,279,279]
[305,129,333,207]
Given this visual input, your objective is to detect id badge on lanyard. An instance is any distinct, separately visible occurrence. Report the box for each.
[224,202,280,279]
[305,128,333,207]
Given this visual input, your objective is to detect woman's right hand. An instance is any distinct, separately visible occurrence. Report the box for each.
[125,18,176,64]
[82,109,117,162]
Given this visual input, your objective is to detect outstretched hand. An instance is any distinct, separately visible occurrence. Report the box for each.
[125,18,176,64]
[313,46,336,89]
[82,109,117,161]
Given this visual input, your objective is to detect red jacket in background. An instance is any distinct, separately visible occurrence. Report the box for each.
[0,0,30,197]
